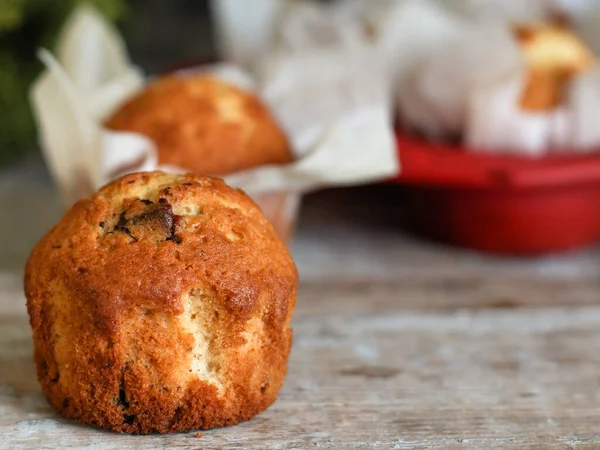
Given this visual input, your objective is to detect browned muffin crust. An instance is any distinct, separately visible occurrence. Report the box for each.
[105,75,294,175]
[25,171,297,434]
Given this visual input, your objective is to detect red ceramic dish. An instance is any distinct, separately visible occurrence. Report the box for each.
[391,133,600,255]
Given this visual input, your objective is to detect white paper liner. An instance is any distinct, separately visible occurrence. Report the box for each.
[377,0,465,92]
[388,0,600,155]
[30,4,398,216]
[210,0,282,72]
[466,70,570,156]
[210,0,600,156]
[272,0,368,53]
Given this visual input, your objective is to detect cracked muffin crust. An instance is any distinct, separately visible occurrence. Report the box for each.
[24,171,298,434]
[105,74,294,175]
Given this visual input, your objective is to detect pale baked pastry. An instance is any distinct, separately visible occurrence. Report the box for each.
[515,23,594,111]
[25,171,297,434]
[105,75,294,175]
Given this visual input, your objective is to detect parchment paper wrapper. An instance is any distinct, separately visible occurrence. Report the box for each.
[31,5,398,242]
[211,0,391,62]
[441,0,596,22]
[210,0,600,157]
[389,0,600,156]
[210,0,282,72]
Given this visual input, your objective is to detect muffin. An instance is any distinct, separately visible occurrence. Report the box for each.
[105,74,294,175]
[515,23,594,111]
[24,171,298,434]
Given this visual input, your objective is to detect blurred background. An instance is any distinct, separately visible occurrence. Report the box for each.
[0,0,215,163]
[0,0,216,270]
[3,4,600,446]
[2,0,600,274]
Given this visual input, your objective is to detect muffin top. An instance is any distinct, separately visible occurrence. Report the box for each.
[25,171,298,334]
[515,23,594,110]
[515,23,594,75]
[105,75,294,175]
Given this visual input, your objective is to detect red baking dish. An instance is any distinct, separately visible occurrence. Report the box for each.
[391,133,600,255]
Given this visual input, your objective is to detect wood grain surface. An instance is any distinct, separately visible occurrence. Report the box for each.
[1,158,600,449]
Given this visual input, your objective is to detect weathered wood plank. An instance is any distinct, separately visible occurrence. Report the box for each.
[3,307,600,449]
[292,187,600,285]
[3,156,600,448]
[296,278,600,315]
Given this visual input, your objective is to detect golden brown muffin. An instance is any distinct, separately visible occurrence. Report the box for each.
[515,23,594,111]
[24,171,297,434]
[105,75,294,175]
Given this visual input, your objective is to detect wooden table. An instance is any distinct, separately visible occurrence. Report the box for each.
[2,158,600,449]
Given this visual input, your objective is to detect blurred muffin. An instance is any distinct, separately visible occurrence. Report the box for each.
[105,75,294,175]
[515,23,594,111]
[25,171,297,434]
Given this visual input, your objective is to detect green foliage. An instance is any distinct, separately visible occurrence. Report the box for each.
[0,0,126,166]
[0,0,26,32]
